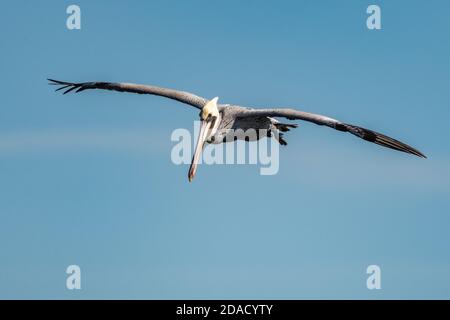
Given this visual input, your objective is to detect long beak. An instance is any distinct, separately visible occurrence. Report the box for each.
[188,119,211,182]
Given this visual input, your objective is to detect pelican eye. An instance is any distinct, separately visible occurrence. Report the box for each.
[210,115,218,127]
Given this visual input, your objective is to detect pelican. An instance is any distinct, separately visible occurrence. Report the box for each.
[48,79,426,181]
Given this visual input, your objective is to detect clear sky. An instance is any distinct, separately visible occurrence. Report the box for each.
[0,0,449,299]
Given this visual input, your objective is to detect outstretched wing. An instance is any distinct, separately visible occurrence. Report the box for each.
[48,79,208,110]
[238,108,426,158]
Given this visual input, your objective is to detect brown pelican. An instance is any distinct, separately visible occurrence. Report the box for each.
[48,79,426,181]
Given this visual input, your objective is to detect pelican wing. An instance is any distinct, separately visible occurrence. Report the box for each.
[238,108,426,158]
[48,79,208,109]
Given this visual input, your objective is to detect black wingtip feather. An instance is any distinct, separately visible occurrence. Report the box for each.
[48,78,69,85]
[48,78,83,95]
[63,86,78,94]
[55,85,71,92]
[343,123,426,159]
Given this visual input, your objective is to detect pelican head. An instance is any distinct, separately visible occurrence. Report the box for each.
[188,97,221,182]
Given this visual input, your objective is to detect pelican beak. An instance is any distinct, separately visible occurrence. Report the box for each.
[188,118,213,182]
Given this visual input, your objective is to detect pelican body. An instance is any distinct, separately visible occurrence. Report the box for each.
[48,79,426,181]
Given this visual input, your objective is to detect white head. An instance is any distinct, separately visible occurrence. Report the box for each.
[188,97,221,182]
[200,97,220,122]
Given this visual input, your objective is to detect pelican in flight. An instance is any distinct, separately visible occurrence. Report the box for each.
[48,79,426,181]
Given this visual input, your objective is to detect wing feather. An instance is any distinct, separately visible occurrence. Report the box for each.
[238,108,426,158]
[48,79,207,109]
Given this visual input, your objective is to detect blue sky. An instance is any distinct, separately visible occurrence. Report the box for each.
[0,0,449,299]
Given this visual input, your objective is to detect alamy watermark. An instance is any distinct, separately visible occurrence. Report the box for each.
[367,5,381,30]
[366,265,382,290]
[171,121,280,176]
[66,5,81,30]
[66,265,81,290]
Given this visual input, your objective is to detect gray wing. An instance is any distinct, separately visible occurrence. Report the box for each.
[238,108,426,158]
[48,79,208,110]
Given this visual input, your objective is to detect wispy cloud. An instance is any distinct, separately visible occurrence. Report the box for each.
[1,129,447,192]
[0,129,169,154]
[281,141,450,192]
